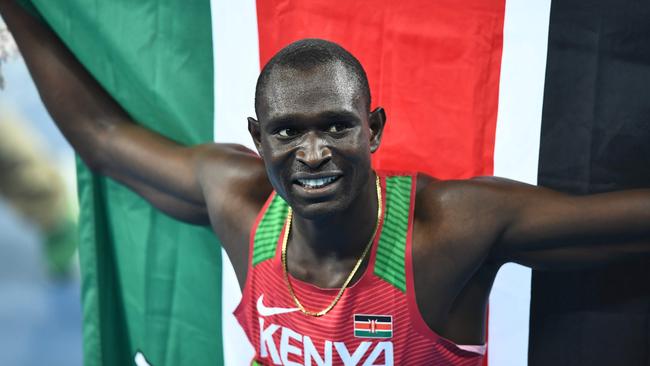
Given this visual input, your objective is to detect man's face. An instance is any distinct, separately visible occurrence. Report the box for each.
[251,62,382,219]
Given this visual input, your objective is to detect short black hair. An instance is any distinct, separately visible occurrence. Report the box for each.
[254,38,371,116]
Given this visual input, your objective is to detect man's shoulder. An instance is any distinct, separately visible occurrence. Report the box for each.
[414,173,523,194]
[199,143,271,231]
[412,174,523,218]
[378,170,503,207]
[410,174,522,265]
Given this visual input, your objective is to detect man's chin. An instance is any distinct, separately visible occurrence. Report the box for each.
[289,199,348,221]
[284,178,345,217]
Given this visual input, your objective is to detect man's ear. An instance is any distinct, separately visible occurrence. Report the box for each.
[368,107,386,153]
[247,117,263,157]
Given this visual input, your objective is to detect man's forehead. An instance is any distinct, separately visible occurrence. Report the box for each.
[258,62,364,120]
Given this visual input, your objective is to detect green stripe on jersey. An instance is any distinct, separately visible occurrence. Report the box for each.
[374,176,413,292]
[252,194,289,265]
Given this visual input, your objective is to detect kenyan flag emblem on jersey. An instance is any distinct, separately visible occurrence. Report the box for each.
[353,314,393,338]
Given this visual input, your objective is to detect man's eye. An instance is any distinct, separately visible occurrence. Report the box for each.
[327,123,347,133]
[277,128,298,137]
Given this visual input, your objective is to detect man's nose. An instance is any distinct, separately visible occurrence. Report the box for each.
[295,132,332,169]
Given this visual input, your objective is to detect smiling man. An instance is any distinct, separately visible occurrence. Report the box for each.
[2,0,650,365]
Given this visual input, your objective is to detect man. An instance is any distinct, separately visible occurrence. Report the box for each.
[2,1,649,364]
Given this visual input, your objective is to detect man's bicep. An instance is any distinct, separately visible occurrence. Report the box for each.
[97,124,210,204]
[102,131,266,224]
[117,171,210,225]
[105,141,269,227]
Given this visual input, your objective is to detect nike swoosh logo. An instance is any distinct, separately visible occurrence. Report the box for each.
[256,294,299,316]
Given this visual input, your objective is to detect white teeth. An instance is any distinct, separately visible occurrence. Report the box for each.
[297,176,337,188]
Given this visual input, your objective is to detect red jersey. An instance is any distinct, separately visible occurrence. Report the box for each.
[235,173,486,365]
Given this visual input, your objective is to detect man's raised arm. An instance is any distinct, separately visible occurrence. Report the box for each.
[0,0,269,226]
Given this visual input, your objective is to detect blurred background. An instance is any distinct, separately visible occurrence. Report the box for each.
[0,16,82,366]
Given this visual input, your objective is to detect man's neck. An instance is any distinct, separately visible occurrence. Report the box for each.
[289,172,379,265]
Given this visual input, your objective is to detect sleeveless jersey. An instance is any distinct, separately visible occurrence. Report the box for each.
[234,173,486,365]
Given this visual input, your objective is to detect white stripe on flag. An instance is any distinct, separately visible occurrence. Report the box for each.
[490,0,551,365]
[210,0,259,364]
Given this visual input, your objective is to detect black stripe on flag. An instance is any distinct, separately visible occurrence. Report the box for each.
[532,0,650,365]
[354,314,392,323]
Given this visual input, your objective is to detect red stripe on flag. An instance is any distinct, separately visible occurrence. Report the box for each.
[354,322,393,331]
[255,2,504,365]
[256,0,504,178]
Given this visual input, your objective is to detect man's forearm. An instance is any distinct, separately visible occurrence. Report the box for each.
[0,0,214,207]
[0,0,130,169]
[496,184,650,267]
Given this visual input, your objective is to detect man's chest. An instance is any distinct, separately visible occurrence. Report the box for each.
[238,259,450,366]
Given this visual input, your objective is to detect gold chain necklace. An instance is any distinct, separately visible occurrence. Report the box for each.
[281,175,382,317]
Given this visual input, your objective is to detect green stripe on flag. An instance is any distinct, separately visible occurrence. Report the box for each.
[21,1,224,365]
[354,330,393,338]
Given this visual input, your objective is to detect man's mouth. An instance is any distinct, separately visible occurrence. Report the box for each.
[295,176,340,189]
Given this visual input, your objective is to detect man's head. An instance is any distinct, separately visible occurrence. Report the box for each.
[254,39,371,115]
[248,39,386,219]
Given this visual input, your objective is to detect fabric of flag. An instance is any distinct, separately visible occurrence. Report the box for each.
[530,0,650,365]
[18,1,225,365]
[17,0,649,365]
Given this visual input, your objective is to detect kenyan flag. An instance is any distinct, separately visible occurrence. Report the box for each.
[15,0,650,365]
[354,315,393,339]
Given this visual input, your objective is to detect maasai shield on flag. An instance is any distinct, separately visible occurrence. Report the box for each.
[18,0,649,365]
